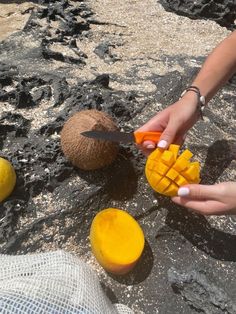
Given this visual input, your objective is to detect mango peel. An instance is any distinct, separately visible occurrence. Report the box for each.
[145,144,200,197]
[90,208,145,275]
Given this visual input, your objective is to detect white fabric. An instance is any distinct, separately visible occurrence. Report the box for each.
[0,250,134,314]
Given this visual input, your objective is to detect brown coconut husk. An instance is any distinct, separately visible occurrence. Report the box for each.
[60,109,119,170]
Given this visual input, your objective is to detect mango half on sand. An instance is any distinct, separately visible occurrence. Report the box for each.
[90,208,145,275]
[145,144,200,197]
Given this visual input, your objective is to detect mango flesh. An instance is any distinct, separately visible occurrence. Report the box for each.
[0,157,16,202]
[145,144,200,196]
[90,208,145,275]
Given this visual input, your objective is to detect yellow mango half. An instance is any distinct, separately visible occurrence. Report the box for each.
[145,145,201,197]
[90,208,145,275]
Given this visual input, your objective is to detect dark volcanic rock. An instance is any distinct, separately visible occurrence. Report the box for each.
[1,0,90,73]
[0,68,59,108]
[94,41,121,63]
[32,86,52,104]
[0,62,18,87]
[52,77,70,106]
[90,74,110,88]
[168,268,236,313]
[41,39,86,65]
[0,113,30,138]
[159,0,236,30]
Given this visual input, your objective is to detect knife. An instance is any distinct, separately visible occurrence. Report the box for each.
[81,130,162,144]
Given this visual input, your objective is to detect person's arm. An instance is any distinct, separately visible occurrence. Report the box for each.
[192,30,236,103]
[138,30,236,152]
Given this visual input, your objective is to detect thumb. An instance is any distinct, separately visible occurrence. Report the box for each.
[177,184,220,200]
[157,122,180,149]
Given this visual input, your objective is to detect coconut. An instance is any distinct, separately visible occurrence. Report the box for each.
[60,109,119,170]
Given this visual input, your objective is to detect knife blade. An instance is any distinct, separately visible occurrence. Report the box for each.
[81,130,162,144]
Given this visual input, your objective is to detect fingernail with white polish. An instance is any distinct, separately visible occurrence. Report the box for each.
[147,144,155,149]
[157,140,167,148]
[178,187,190,197]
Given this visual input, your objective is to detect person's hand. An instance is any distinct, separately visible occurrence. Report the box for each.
[137,92,200,155]
[172,182,236,215]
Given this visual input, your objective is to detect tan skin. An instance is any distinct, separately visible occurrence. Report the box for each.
[138,31,236,215]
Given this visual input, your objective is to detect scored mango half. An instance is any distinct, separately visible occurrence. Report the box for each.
[145,144,200,197]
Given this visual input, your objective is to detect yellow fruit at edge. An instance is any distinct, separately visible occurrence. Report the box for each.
[90,208,145,275]
[0,157,16,202]
[145,144,200,197]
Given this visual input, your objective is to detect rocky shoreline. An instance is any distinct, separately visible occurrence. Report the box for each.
[0,1,236,313]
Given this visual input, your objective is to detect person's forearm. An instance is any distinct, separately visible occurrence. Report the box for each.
[191,31,236,103]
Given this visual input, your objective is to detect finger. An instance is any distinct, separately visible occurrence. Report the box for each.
[176,184,222,201]
[142,140,156,150]
[136,141,156,156]
[136,145,154,157]
[171,197,228,215]
[157,120,180,149]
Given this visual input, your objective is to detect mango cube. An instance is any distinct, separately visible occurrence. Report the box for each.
[155,162,170,176]
[147,172,162,191]
[163,182,179,196]
[175,174,189,187]
[161,150,175,167]
[168,144,179,160]
[178,149,193,160]
[148,148,163,161]
[173,158,190,172]
[166,168,179,181]
[181,163,200,182]
[156,177,171,193]
[191,161,200,171]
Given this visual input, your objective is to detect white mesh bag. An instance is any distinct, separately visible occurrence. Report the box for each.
[0,250,134,314]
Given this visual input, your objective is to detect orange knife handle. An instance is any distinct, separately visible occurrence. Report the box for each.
[134,131,162,144]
